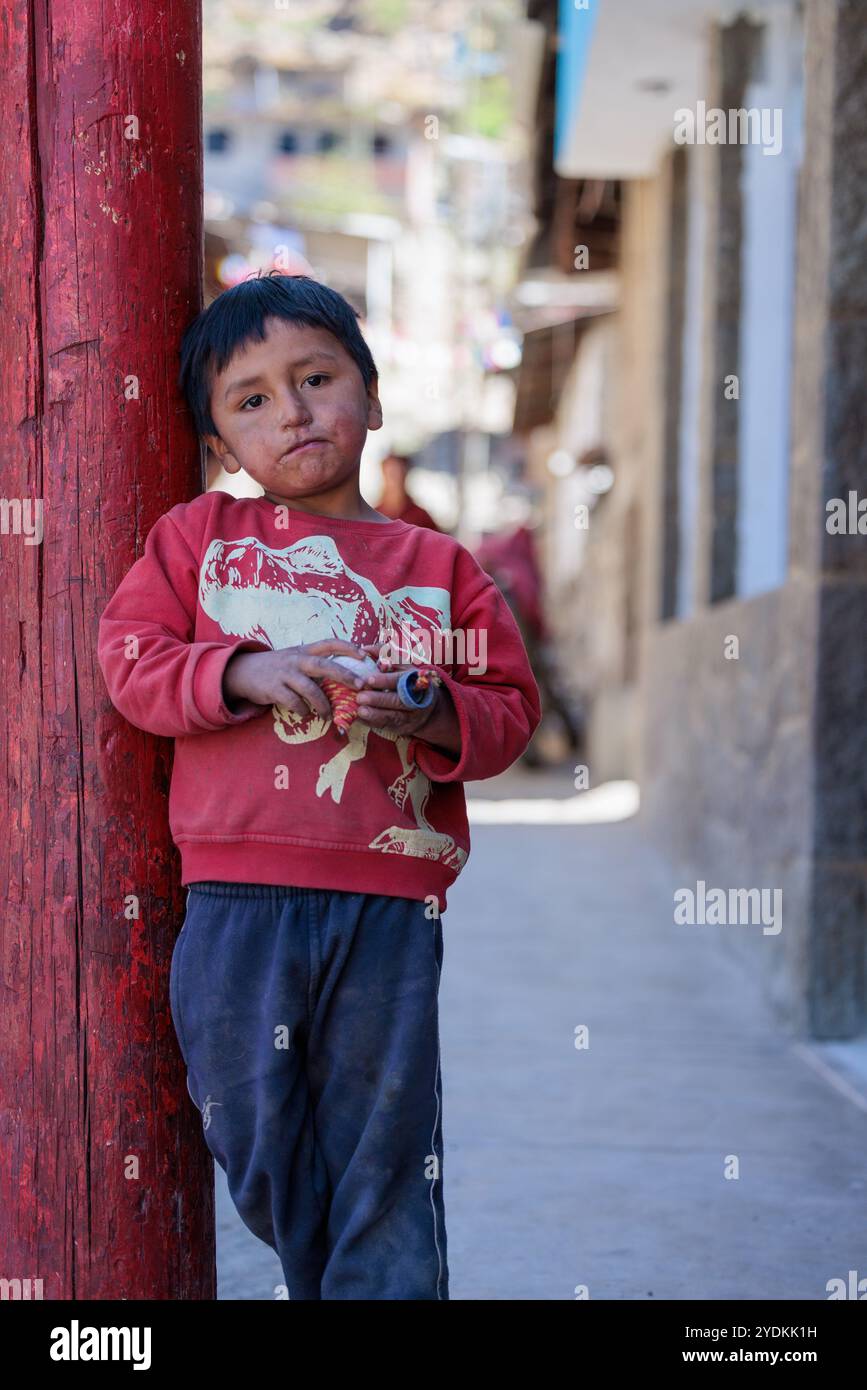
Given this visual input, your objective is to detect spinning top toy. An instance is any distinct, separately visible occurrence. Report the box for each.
[320,653,379,736]
[321,654,442,734]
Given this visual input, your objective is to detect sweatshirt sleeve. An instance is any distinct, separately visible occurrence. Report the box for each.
[407,546,542,783]
[97,508,272,738]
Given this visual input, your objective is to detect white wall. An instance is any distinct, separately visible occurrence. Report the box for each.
[735,1,804,597]
[552,319,612,586]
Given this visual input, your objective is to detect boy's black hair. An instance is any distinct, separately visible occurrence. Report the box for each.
[177,270,378,440]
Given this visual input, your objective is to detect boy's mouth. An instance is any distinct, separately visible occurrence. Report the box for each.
[280,439,327,460]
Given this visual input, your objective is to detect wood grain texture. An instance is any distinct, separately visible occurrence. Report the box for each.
[0,0,215,1298]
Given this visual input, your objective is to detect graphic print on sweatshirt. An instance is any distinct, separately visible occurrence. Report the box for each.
[199,534,468,870]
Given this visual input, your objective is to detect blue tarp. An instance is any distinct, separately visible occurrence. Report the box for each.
[554,0,601,163]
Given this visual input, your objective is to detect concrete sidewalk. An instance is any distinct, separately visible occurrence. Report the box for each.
[215,763,867,1299]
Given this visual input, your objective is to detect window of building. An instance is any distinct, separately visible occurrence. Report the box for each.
[206,128,231,154]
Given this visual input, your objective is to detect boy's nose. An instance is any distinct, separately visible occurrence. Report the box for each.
[274,388,313,428]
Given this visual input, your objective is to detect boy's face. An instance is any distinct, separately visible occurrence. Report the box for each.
[203,316,382,504]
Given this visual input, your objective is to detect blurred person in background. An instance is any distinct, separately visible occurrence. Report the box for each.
[376,452,443,531]
[475,513,583,767]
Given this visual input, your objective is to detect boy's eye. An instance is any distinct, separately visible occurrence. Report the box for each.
[239,375,328,409]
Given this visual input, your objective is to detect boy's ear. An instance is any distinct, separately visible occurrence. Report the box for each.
[204,433,240,473]
[366,376,383,432]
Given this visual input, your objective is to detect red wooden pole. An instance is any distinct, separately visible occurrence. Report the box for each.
[0,0,214,1298]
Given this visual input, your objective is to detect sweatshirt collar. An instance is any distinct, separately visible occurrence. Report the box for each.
[247,494,410,535]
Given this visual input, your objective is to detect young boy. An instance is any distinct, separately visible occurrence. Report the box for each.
[97,271,541,1301]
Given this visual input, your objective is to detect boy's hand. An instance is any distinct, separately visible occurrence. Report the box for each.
[354,643,462,755]
[223,640,377,720]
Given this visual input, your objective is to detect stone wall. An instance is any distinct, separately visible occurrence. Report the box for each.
[638,581,817,1034]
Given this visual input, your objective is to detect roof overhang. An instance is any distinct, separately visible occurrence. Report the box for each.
[555,0,778,178]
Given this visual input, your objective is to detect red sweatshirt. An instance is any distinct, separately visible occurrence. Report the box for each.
[97,491,542,912]
[376,496,442,531]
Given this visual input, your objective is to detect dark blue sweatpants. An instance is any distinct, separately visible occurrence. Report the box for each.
[169,882,449,1300]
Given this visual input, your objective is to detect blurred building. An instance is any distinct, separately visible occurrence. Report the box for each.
[516,0,867,1038]
[200,0,544,530]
